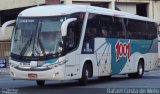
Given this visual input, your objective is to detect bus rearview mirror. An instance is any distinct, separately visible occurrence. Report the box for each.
[1,20,16,36]
[0,20,16,40]
[61,18,77,37]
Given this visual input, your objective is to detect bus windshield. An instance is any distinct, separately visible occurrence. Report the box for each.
[11,16,66,60]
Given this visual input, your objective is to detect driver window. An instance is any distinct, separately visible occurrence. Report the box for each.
[67,27,75,49]
[65,22,83,52]
[64,12,85,52]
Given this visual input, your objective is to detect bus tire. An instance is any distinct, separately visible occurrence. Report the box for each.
[36,80,45,86]
[79,64,90,86]
[128,60,144,78]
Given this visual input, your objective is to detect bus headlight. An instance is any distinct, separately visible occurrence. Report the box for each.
[10,63,19,67]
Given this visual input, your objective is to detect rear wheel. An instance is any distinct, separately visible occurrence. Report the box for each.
[79,64,91,86]
[36,80,45,86]
[128,60,144,78]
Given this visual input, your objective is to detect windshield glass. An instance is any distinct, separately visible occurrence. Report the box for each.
[11,16,66,60]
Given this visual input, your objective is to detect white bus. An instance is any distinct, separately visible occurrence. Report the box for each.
[5,5,158,86]
[158,31,160,65]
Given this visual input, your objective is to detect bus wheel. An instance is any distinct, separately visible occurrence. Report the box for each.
[79,64,90,86]
[36,80,45,86]
[128,60,144,78]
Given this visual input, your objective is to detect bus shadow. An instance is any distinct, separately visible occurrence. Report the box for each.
[18,75,160,90]
[18,77,129,89]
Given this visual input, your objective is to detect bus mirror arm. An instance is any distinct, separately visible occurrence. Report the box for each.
[0,20,16,41]
[61,18,77,36]
[1,20,16,36]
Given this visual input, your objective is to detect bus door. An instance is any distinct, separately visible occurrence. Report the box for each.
[64,19,83,79]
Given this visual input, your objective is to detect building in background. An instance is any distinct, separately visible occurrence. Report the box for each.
[63,0,160,25]
[0,0,160,66]
[0,0,160,32]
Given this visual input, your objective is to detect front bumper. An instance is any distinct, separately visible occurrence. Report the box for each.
[10,65,65,80]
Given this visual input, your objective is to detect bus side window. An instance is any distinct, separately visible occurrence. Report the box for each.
[101,27,108,37]
[84,13,99,42]
[67,28,75,48]
[84,28,96,41]
[99,15,113,38]
[66,22,76,51]
[111,17,124,38]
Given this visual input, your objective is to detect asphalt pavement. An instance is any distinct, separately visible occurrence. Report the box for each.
[0,66,160,94]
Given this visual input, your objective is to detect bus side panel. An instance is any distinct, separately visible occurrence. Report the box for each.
[94,38,111,76]
[65,52,80,80]
[78,54,99,78]
[120,38,158,74]
[150,53,158,70]
[143,53,158,71]
[146,38,158,71]
[106,38,153,75]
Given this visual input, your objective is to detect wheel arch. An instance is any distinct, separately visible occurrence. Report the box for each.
[79,59,93,78]
[85,60,93,77]
[139,58,145,70]
[134,56,145,72]
[128,56,145,78]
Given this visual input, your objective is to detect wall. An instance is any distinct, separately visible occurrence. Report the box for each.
[116,3,136,14]
[46,0,60,4]
[154,1,160,30]
[0,41,10,66]
[0,0,45,11]
[0,27,13,41]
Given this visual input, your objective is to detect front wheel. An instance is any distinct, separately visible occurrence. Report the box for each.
[36,80,45,86]
[128,60,144,78]
[78,64,90,86]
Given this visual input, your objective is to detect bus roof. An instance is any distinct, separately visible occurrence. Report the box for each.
[19,5,87,17]
[19,5,155,22]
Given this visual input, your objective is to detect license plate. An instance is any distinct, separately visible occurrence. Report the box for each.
[28,74,37,78]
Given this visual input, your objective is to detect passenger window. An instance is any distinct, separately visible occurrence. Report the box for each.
[84,13,101,42]
[85,28,96,41]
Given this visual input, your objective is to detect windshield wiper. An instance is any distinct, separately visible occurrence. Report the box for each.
[37,21,46,56]
[37,37,46,56]
[20,32,34,56]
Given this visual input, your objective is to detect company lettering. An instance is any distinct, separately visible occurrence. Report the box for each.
[115,40,130,62]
